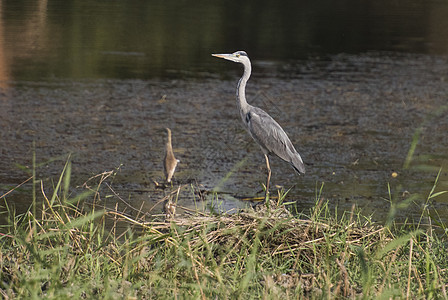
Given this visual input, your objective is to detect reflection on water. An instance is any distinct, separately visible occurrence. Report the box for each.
[0,0,448,81]
[0,1,448,225]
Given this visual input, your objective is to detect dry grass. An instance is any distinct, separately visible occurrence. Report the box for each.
[1,164,447,299]
[103,198,398,298]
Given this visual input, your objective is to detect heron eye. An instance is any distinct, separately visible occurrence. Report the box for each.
[236,54,240,57]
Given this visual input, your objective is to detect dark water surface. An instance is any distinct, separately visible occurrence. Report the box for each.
[1,0,448,80]
[1,0,448,224]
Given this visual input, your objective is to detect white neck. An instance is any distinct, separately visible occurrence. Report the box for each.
[236,59,251,118]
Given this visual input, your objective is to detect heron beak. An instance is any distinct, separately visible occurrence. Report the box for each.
[212,53,235,61]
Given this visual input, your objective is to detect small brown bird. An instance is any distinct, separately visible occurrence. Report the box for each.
[163,128,180,183]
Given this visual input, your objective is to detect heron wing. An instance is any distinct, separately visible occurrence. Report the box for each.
[246,107,305,174]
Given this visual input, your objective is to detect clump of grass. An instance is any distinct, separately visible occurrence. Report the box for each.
[0,160,447,299]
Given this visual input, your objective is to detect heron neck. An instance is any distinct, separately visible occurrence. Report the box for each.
[236,61,251,115]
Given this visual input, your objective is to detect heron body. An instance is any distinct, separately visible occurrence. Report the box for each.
[164,128,179,183]
[212,51,305,197]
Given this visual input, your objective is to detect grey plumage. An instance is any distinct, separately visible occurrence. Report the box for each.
[212,51,305,196]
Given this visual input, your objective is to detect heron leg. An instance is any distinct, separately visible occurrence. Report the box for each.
[264,154,271,201]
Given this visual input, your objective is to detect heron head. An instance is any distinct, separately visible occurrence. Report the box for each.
[212,51,249,64]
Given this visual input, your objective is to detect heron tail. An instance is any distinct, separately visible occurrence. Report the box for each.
[291,153,306,174]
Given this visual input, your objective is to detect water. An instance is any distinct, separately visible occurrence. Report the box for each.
[1,0,448,224]
[2,0,448,81]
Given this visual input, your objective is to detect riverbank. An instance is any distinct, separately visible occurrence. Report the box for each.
[1,163,447,299]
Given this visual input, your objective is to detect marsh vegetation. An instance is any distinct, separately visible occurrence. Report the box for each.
[1,156,447,299]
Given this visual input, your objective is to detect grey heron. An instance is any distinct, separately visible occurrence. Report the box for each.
[212,51,305,199]
[163,128,179,183]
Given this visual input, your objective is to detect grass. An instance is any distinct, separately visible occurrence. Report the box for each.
[0,159,447,299]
